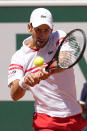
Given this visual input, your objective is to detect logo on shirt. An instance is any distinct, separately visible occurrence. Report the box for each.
[48,50,53,55]
[8,70,16,75]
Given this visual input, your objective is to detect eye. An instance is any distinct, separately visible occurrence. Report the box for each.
[34,28,51,34]
[35,28,40,33]
[45,29,50,33]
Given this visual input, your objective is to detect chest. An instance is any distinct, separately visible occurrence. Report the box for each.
[24,44,57,75]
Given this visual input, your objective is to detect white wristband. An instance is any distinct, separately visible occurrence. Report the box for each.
[19,77,25,88]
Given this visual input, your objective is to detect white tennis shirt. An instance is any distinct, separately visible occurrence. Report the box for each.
[8,30,82,117]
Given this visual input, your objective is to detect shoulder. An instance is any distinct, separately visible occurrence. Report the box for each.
[11,47,29,65]
[51,30,66,38]
[48,30,66,47]
[56,30,66,36]
[11,49,24,61]
[50,30,66,43]
[11,44,36,67]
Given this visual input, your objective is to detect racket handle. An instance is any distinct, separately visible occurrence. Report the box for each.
[45,66,49,72]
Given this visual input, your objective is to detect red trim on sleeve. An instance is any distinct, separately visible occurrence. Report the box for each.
[25,66,37,73]
[9,64,23,68]
[8,67,23,71]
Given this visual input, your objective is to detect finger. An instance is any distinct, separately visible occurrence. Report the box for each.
[28,74,35,82]
[24,77,32,85]
[25,73,40,86]
[25,75,35,85]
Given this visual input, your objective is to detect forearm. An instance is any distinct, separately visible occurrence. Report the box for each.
[10,70,50,101]
[10,79,26,101]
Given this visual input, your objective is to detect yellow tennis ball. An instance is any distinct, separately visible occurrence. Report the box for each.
[34,56,45,67]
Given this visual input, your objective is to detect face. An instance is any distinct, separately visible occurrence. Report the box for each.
[29,24,52,49]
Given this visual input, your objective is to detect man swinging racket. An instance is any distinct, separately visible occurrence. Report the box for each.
[8,8,87,131]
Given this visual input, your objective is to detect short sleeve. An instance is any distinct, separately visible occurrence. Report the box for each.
[8,52,24,87]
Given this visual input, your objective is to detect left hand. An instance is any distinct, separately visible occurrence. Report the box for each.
[23,68,50,87]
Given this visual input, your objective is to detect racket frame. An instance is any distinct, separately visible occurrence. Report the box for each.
[45,29,86,71]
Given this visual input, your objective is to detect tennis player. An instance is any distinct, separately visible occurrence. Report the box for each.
[8,8,87,131]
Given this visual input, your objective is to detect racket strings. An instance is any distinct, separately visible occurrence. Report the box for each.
[69,35,81,57]
[59,51,73,68]
[58,31,84,68]
[46,29,86,71]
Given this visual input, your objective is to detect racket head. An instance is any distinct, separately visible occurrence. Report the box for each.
[45,29,86,72]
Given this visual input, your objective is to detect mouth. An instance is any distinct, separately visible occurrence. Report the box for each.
[37,39,45,44]
[36,39,46,47]
[35,39,46,49]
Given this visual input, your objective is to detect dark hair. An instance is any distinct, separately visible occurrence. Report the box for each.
[30,23,33,28]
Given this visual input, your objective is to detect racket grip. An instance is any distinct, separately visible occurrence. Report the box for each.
[45,64,50,71]
[45,67,55,74]
[45,67,49,72]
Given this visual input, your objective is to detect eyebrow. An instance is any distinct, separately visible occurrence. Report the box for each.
[35,27,51,30]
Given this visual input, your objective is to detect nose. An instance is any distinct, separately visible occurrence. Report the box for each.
[39,31,46,38]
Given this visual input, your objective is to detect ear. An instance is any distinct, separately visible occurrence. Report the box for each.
[27,24,32,33]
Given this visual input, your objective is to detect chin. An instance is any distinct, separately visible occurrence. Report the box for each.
[36,43,46,48]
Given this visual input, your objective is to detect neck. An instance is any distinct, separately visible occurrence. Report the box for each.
[28,39,38,50]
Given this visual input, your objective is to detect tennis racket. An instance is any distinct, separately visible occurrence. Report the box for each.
[45,29,86,72]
